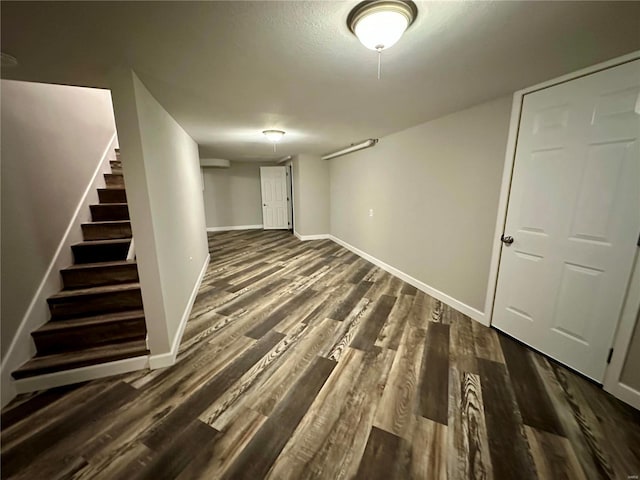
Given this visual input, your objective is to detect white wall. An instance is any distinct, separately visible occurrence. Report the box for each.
[1,80,117,406]
[621,311,640,391]
[329,96,512,314]
[292,154,330,237]
[110,69,208,359]
[203,161,274,228]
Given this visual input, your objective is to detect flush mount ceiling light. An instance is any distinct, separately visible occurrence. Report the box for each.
[263,130,285,142]
[263,129,286,152]
[347,0,417,79]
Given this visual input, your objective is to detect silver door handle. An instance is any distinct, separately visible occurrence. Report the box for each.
[501,234,514,245]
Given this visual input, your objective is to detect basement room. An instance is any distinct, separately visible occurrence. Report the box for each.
[1,1,639,478]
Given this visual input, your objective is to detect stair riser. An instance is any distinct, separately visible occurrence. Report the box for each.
[61,263,139,289]
[98,189,127,203]
[82,223,132,241]
[11,342,149,379]
[90,204,129,221]
[72,242,130,264]
[48,289,143,320]
[104,174,124,187]
[32,319,147,356]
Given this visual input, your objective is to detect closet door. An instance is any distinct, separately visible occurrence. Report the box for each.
[260,166,289,230]
[493,59,640,381]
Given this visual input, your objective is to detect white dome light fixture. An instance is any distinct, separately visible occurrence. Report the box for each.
[263,129,285,142]
[347,0,417,79]
[263,129,286,152]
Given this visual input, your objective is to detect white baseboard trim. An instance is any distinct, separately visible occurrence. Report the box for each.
[149,253,210,369]
[294,232,330,241]
[13,354,149,395]
[327,234,487,325]
[605,382,640,411]
[206,224,263,232]
[1,133,117,409]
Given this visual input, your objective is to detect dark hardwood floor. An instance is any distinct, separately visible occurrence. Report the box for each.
[2,230,639,479]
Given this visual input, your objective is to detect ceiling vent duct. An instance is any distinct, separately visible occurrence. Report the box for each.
[321,139,379,161]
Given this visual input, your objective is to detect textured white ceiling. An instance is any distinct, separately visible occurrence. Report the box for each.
[2,1,640,162]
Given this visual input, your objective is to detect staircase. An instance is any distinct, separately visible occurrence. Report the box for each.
[12,151,150,380]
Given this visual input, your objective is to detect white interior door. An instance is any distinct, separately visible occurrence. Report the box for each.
[260,166,289,230]
[493,59,640,382]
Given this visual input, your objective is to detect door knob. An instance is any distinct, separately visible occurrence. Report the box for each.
[263,204,266,207]
[501,234,514,245]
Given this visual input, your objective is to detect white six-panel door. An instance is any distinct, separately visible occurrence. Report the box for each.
[493,59,640,382]
[260,166,289,230]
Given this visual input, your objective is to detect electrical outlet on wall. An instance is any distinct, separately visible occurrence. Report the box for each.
[368,208,374,217]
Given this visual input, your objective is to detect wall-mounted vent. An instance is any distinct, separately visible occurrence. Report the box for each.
[200,158,231,168]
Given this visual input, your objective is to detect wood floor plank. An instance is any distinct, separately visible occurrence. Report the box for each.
[329,280,374,321]
[245,287,316,339]
[176,408,267,479]
[132,420,220,480]
[3,230,639,480]
[447,368,493,480]
[374,320,426,438]
[140,330,284,450]
[350,294,397,351]
[216,277,289,316]
[354,426,403,480]
[0,383,86,431]
[1,378,121,452]
[530,354,604,480]
[2,381,139,480]
[226,264,284,293]
[74,442,155,480]
[471,322,505,364]
[551,362,618,479]
[267,346,394,480]
[251,318,341,417]
[499,334,564,435]
[374,293,413,351]
[410,416,448,480]
[222,356,336,480]
[326,298,373,362]
[477,358,538,480]
[200,322,313,430]
[525,425,587,480]
[418,322,450,425]
[576,377,640,477]
[448,311,478,375]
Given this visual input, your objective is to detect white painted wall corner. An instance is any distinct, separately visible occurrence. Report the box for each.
[149,253,210,369]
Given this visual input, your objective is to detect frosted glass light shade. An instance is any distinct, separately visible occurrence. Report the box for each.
[348,1,417,51]
[263,130,285,142]
[354,10,409,51]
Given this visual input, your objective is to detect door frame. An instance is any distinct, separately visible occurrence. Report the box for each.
[259,165,290,230]
[484,50,640,404]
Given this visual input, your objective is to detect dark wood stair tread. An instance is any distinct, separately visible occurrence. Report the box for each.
[72,238,131,248]
[82,220,130,226]
[12,340,149,379]
[49,282,140,300]
[33,309,145,334]
[63,259,136,271]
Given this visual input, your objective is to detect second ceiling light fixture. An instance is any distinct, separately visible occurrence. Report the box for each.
[348,0,418,79]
